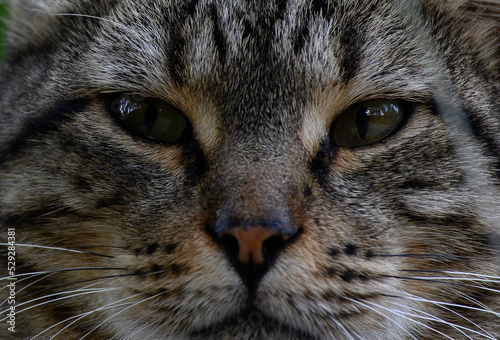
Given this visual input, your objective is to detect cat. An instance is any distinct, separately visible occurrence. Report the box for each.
[0,0,499,339]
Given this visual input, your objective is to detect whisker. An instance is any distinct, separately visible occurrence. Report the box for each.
[52,13,122,25]
[397,275,500,284]
[0,271,49,284]
[37,205,72,217]
[32,292,141,339]
[456,291,497,315]
[415,289,494,338]
[331,318,360,340]
[0,272,58,307]
[79,292,165,340]
[1,279,115,315]
[374,253,493,262]
[164,313,190,340]
[0,268,129,307]
[347,297,455,340]
[444,271,500,280]
[48,296,142,340]
[400,270,500,281]
[0,267,128,282]
[0,288,118,322]
[117,310,157,340]
[14,273,136,305]
[383,292,500,318]
[384,292,495,339]
[384,275,500,294]
[1,287,97,315]
[0,243,115,258]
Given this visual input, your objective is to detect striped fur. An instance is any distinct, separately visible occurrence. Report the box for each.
[0,0,499,339]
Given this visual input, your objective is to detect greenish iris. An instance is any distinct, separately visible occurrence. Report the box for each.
[331,99,407,148]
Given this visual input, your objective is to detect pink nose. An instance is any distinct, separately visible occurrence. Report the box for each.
[218,226,290,264]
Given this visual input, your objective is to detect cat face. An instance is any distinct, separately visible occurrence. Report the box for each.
[0,0,499,339]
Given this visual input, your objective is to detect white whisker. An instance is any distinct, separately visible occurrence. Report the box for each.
[456,291,497,315]
[0,266,127,283]
[52,13,122,25]
[0,242,86,254]
[385,292,495,339]
[0,272,58,306]
[347,297,455,340]
[31,292,139,339]
[0,243,113,258]
[47,293,143,340]
[0,288,118,322]
[443,272,500,280]
[404,276,500,284]
[390,291,500,318]
[79,292,164,340]
[390,275,500,294]
[117,310,157,340]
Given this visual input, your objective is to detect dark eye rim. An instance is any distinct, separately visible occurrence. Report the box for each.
[101,92,193,145]
[330,99,415,149]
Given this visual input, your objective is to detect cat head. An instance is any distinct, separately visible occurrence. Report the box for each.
[0,0,499,338]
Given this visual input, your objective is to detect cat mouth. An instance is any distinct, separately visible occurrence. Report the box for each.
[188,304,317,339]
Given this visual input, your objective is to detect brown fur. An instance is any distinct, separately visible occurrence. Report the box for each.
[0,0,499,339]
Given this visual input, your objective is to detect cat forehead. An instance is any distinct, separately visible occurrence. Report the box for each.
[6,0,478,101]
[51,0,427,89]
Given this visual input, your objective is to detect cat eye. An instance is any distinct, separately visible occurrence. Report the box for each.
[330,99,407,148]
[106,94,190,143]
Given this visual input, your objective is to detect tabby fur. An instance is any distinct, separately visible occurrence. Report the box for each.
[0,0,499,339]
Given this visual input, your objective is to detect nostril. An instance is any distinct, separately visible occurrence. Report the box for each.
[219,232,240,263]
[262,234,289,264]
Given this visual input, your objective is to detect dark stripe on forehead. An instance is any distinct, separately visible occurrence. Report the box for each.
[166,0,201,84]
[338,16,368,83]
[294,20,310,55]
[232,0,289,52]
[208,4,226,66]
[242,0,288,33]
[293,1,337,57]
[310,0,337,18]
[0,99,91,166]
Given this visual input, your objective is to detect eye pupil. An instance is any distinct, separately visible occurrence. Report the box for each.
[144,99,158,134]
[355,105,369,140]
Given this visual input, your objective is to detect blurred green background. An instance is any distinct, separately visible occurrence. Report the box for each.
[0,2,8,59]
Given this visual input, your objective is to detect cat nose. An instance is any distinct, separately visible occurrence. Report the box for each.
[212,221,299,291]
[218,226,289,265]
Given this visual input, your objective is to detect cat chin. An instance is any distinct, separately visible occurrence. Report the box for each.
[163,304,407,340]
[186,315,319,340]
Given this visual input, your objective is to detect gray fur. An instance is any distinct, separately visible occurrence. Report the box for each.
[0,0,499,339]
